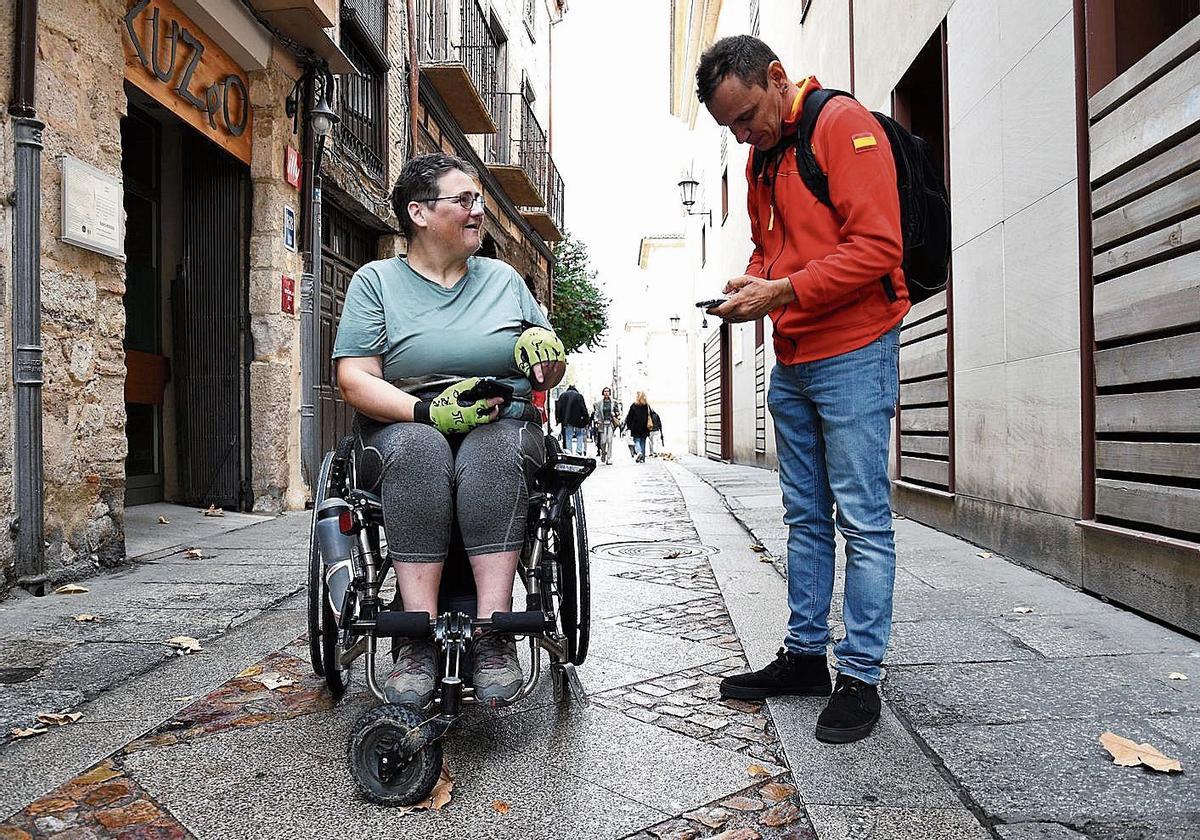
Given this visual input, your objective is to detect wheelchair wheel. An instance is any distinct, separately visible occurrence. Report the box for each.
[558,489,591,665]
[348,704,443,807]
[307,437,356,694]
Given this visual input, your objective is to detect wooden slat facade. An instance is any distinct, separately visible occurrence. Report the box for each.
[703,330,723,461]
[896,291,951,490]
[1089,15,1200,544]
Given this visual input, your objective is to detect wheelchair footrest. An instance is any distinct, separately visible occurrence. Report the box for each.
[375,611,433,639]
[490,610,553,635]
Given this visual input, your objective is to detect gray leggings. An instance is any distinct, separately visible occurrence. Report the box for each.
[353,419,545,563]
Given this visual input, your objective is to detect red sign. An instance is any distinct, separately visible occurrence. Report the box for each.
[285,146,302,189]
[281,275,295,315]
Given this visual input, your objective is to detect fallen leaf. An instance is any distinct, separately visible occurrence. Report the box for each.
[73,614,100,623]
[201,505,225,517]
[759,555,775,563]
[721,795,765,812]
[36,712,82,726]
[157,516,170,525]
[492,800,510,815]
[663,550,683,559]
[759,781,795,802]
[54,584,88,595]
[10,725,48,739]
[1013,607,1034,614]
[760,801,802,828]
[745,763,772,778]
[750,543,767,553]
[977,551,993,558]
[255,672,297,691]
[170,695,194,704]
[183,548,204,560]
[683,807,730,829]
[1168,672,1188,681]
[166,636,202,653]
[236,665,263,679]
[1099,731,1182,773]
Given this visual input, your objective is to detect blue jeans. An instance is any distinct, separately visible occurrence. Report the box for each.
[768,326,900,684]
[563,425,588,455]
[633,436,647,458]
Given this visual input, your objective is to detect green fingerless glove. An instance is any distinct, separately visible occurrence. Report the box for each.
[413,378,496,435]
[514,326,565,381]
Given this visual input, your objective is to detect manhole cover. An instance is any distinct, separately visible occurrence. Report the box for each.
[591,541,716,561]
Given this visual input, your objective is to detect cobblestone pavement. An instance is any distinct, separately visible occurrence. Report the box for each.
[0,449,822,839]
[2,446,1197,839]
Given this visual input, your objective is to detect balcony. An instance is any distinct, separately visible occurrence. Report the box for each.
[486,93,547,207]
[416,0,498,134]
[522,155,565,242]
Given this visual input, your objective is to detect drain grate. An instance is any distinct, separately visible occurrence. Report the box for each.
[591,541,716,561]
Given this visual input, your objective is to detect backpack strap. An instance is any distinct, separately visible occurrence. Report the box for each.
[794,88,852,210]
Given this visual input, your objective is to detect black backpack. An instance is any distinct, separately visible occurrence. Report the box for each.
[768,88,951,305]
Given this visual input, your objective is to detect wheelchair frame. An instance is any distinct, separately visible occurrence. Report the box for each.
[306,432,595,805]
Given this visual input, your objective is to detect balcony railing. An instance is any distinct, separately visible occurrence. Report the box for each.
[486,93,546,207]
[522,154,565,242]
[416,0,499,133]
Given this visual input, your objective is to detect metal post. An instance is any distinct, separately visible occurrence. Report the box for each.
[298,71,317,490]
[11,0,45,594]
[309,162,324,484]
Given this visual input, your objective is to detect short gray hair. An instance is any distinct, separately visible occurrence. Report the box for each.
[390,153,479,237]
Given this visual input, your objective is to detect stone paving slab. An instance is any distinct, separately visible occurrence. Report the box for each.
[887,653,1200,727]
[886,617,1041,666]
[804,805,991,840]
[921,716,1199,824]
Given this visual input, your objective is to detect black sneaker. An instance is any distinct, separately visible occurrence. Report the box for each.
[719,647,832,700]
[815,673,881,743]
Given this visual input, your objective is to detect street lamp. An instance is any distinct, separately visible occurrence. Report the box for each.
[669,315,680,335]
[310,92,339,162]
[677,176,712,225]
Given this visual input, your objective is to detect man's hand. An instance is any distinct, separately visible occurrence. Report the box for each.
[710,275,796,323]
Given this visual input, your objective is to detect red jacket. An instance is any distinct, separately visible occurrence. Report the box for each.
[747,78,910,364]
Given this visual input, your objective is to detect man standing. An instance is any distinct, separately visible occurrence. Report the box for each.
[555,384,590,455]
[696,36,908,744]
[593,387,619,464]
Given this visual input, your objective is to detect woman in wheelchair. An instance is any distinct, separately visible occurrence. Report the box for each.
[331,152,566,708]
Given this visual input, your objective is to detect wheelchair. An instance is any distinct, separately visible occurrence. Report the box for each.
[306,428,595,806]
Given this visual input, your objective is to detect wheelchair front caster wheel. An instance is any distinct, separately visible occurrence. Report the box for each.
[348,704,443,806]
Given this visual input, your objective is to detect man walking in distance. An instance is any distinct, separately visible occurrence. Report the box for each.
[696,35,908,744]
[593,387,619,464]
[555,384,591,455]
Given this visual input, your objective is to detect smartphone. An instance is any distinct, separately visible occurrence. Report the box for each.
[695,298,728,309]
[457,377,514,406]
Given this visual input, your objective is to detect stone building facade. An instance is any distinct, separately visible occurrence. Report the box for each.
[0,0,567,594]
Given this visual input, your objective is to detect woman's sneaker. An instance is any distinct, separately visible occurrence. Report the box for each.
[382,639,437,708]
[473,634,523,704]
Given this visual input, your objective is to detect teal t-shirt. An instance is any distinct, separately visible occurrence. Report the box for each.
[332,256,550,414]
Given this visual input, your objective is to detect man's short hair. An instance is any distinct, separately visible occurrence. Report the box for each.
[390,152,479,237]
[696,35,780,104]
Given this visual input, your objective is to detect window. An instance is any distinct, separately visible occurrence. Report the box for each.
[721,167,729,224]
[1085,0,1199,95]
[700,223,707,267]
[800,0,814,24]
[337,0,389,183]
[524,0,537,40]
[749,0,761,36]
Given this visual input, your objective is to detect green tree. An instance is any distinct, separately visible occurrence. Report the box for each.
[550,230,609,354]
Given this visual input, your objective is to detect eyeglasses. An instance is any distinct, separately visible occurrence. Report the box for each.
[418,191,485,211]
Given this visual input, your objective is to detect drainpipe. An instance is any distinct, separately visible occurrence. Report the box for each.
[9,0,46,594]
[405,0,418,156]
[298,69,317,491]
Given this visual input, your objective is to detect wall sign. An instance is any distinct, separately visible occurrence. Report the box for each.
[61,156,125,259]
[281,275,295,315]
[122,0,253,165]
[285,146,302,189]
[283,206,297,252]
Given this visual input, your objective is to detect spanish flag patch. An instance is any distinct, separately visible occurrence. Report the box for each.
[851,132,878,153]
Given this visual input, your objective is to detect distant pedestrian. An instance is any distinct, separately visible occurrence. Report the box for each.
[555,384,590,455]
[624,391,653,463]
[647,409,663,457]
[697,35,908,744]
[593,387,620,465]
